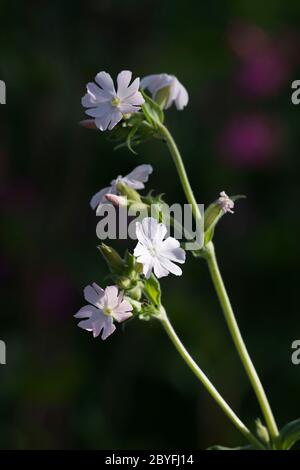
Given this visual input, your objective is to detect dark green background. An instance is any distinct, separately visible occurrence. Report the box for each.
[0,0,299,449]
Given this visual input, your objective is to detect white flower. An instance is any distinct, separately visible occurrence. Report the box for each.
[90,164,153,210]
[82,70,145,131]
[140,73,188,110]
[74,283,133,340]
[134,217,186,279]
[218,191,234,214]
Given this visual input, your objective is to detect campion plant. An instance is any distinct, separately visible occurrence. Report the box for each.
[77,70,299,450]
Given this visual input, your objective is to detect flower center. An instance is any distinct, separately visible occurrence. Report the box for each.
[111,97,121,107]
[149,246,158,257]
[103,307,112,316]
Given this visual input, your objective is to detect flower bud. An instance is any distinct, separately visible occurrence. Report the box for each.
[98,243,124,274]
[117,276,132,289]
[79,119,97,129]
[127,285,143,301]
[204,191,235,232]
[105,194,128,207]
[255,419,270,445]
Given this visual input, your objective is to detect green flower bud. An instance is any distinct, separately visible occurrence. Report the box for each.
[117,276,132,289]
[255,418,270,445]
[127,286,142,301]
[204,202,223,233]
[98,243,124,274]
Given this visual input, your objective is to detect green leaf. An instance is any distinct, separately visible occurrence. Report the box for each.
[278,419,300,450]
[144,274,161,307]
[207,444,254,450]
[126,124,139,155]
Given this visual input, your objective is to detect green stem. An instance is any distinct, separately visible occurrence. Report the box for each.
[158,124,202,225]
[159,307,265,449]
[204,241,279,441]
[158,123,278,442]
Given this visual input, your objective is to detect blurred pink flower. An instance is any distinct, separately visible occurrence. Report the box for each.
[218,113,284,168]
[228,21,296,98]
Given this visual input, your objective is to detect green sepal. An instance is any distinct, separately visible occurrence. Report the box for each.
[204,194,246,245]
[138,303,159,321]
[107,112,155,153]
[144,274,161,308]
[116,181,142,202]
[98,243,125,275]
[141,91,164,128]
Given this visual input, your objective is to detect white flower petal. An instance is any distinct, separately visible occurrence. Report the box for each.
[103,285,119,310]
[125,92,145,106]
[142,256,154,278]
[121,77,140,99]
[123,164,153,190]
[90,186,112,210]
[153,258,170,278]
[141,217,159,240]
[135,222,152,248]
[141,217,167,243]
[95,71,116,94]
[160,238,186,263]
[101,316,116,340]
[85,102,113,118]
[116,70,132,98]
[92,316,105,337]
[113,299,133,323]
[77,319,94,331]
[175,83,189,110]
[95,114,112,132]
[158,257,183,276]
[108,109,122,130]
[133,242,148,257]
[74,305,98,319]
[86,82,109,102]
[84,284,104,307]
[119,103,140,114]
[81,93,96,108]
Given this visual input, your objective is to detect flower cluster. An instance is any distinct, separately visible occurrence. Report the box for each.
[81,70,188,133]
[76,70,236,343]
[75,160,187,340]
